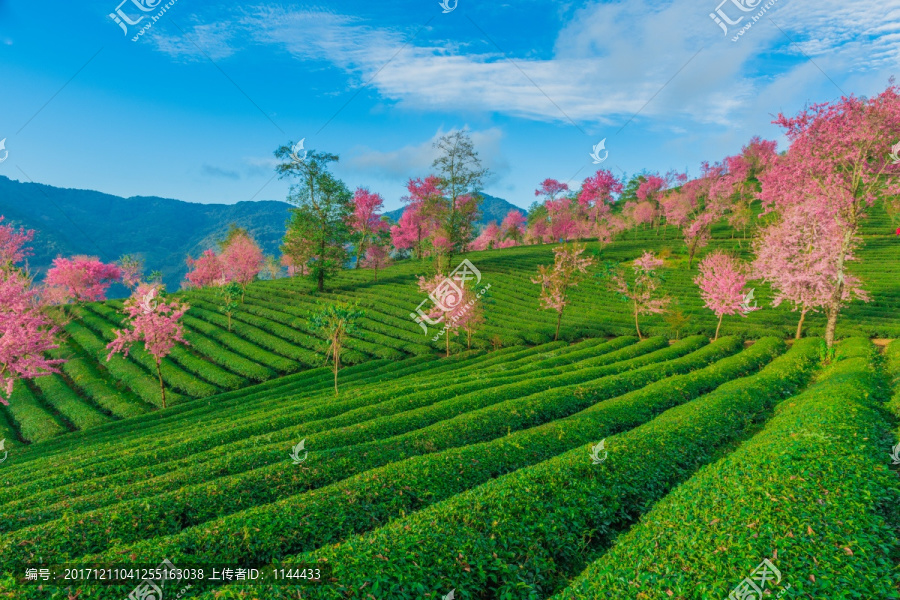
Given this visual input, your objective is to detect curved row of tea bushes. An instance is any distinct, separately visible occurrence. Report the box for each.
[53,344,150,419]
[1,348,514,490]
[0,342,613,527]
[86,303,247,391]
[270,338,821,600]
[2,384,65,444]
[64,321,184,408]
[88,337,776,593]
[0,343,591,508]
[29,375,109,431]
[552,339,900,599]
[240,286,429,354]
[0,338,700,568]
[77,308,219,400]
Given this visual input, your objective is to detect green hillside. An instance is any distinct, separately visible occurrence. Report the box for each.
[0,201,898,599]
[1,200,897,445]
[1,334,898,598]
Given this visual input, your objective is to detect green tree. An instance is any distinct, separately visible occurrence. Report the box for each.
[429,130,490,269]
[309,302,365,396]
[276,145,353,292]
[217,281,242,331]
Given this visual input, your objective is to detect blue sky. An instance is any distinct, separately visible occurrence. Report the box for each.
[0,0,897,211]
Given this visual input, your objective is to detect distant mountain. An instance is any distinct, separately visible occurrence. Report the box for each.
[0,177,527,293]
[0,176,290,292]
[383,193,526,227]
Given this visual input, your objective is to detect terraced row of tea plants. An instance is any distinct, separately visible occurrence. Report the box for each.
[1,334,898,598]
[1,200,897,448]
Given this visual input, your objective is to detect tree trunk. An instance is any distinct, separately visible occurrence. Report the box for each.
[824,305,839,350]
[445,328,451,358]
[795,308,808,340]
[825,229,853,349]
[555,311,562,342]
[317,269,325,293]
[467,328,472,350]
[714,313,724,341]
[634,301,642,340]
[333,343,340,396]
[155,358,166,409]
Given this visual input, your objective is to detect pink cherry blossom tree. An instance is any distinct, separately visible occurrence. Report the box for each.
[44,256,123,303]
[118,255,144,290]
[577,170,624,248]
[0,269,65,404]
[392,178,442,260]
[184,249,225,289]
[417,273,472,357]
[501,210,527,244]
[0,217,35,269]
[350,187,387,268]
[220,232,264,301]
[531,243,594,340]
[694,251,757,341]
[601,251,671,339]
[359,244,392,282]
[758,84,900,347]
[753,206,868,339]
[471,222,502,251]
[280,253,308,278]
[106,284,189,408]
[536,180,579,242]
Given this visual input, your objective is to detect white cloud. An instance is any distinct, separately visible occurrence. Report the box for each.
[148,1,900,129]
[346,127,508,182]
